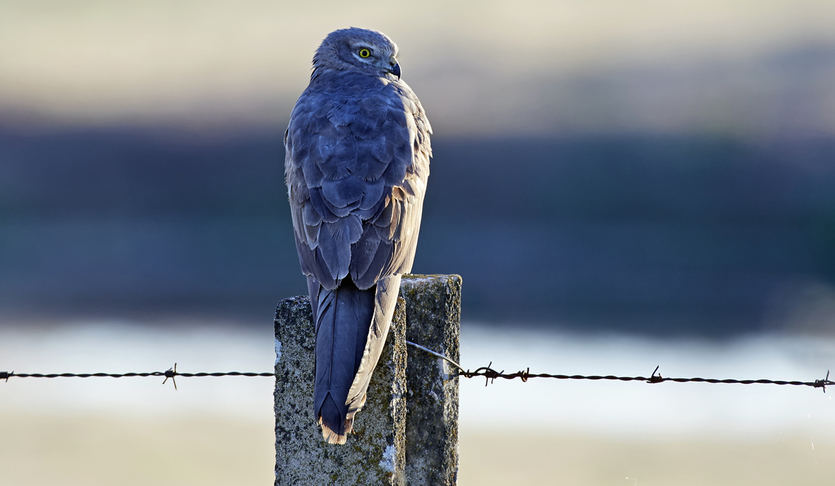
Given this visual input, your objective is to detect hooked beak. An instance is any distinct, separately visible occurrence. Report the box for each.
[388,60,401,79]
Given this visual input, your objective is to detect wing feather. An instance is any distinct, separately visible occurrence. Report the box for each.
[286,72,431,291]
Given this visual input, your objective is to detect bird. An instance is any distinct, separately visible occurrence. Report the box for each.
[284,27,432,444]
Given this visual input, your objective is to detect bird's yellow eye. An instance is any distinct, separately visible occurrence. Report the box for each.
[358,48,371,58]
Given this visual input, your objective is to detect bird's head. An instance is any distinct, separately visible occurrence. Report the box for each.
[312,27,401,79]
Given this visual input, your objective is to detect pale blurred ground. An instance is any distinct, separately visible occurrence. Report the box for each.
[1,321,833,485]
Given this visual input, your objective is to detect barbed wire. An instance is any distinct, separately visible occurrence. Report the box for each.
[0,363,274,390]
[1,342,832,393]
[457,364,832,391]
[407,341,833,393]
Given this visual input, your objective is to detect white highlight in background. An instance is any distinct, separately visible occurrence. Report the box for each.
[1,320,833,440]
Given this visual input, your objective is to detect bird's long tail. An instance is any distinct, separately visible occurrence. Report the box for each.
[309,275,401,444]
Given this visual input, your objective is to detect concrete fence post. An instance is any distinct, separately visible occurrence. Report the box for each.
[401,274,461,486]
[274,274,461,485]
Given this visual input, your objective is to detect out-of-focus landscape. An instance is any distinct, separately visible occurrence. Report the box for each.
[1,1,835,484]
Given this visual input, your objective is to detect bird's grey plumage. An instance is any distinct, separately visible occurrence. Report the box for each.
[284,27,431,444]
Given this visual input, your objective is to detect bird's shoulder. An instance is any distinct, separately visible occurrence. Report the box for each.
[293,72,396,112]
[289,72,429,129]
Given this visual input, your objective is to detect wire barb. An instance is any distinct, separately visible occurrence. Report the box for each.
[813,370,831,393]
[1,370,12,381]
[648,365,663,384]
[162,362,178,390]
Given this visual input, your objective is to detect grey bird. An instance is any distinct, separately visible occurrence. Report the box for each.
[284,27,431,444]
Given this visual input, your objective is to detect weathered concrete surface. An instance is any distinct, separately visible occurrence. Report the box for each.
[401,274,461,486]
[274,296,407,485]
[274,274,461,485]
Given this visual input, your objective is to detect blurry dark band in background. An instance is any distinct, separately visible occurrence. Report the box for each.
[2,125,833,336]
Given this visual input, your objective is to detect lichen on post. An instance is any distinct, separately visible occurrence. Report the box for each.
[401,274,462,486]
[273,274,461,485]
[274,296,407,485]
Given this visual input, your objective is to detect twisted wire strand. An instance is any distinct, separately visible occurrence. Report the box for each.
[1,344,831,393]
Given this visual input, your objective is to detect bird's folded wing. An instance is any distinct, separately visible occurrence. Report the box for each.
[285,76,432,291]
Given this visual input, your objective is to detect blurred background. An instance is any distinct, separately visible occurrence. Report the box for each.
[1,1,834,484]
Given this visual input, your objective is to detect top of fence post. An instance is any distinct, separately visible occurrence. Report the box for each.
[401,274,462,486]
[273,274,462,486]
[274,295,407,485]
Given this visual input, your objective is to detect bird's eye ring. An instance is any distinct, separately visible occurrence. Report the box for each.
[358,48,371,58]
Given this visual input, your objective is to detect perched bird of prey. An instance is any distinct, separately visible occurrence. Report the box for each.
[284,28,432,444]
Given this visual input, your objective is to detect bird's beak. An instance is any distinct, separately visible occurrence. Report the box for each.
[388,60,401,79]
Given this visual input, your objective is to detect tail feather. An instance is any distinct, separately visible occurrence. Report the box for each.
[346,275,402,415]
[308,275,401,444]
[310,277,374,441]
[319,416,348,445]
[318,393,347,444]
